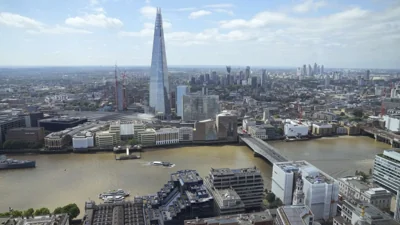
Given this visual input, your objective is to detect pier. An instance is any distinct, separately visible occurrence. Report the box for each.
[240,136,288,164]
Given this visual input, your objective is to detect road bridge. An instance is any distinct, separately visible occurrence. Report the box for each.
[240,136,288,164]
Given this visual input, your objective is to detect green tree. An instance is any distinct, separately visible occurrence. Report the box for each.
[128,139,138,145]
[266,192,276,203]
[11,210,23,218]
[62,204,80,219]
[23,208,34,218]
[34,208,50,216]
[340,112,345,116]
[53,207,64,214]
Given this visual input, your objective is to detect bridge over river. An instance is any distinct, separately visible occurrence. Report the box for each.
[240,136,288,164]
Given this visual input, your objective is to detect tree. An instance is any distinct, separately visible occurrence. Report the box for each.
[11,210,23,218]
[34,208,50,216]
[62,204,80,219]
[53,207,64,214]
[340,112,345,116]
[23,208,34,218]
[266,192,276,203]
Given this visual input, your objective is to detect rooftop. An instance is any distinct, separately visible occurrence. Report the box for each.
[171,170,203,184]
[277,205,314,225]
[275,161,335,184]
[210,167,261,176]
[344,199,393,222]
[3,214,69,225]
[184,211,273,225]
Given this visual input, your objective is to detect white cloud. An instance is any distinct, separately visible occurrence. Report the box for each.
[212,9,234,16]
[175,7,197,12]
[0,12,43,28]
[65,13,123,28]
[145,0,150,4]
[93,7,106,14]
[140,6,157,19]
[189,10,212,19]
[293,0,327,13]
[204,4,234,8]
[89,0,99,6]
[219,11,290,29]
[0,12,91,34]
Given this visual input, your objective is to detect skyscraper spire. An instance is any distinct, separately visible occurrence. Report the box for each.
[149,7,170,116]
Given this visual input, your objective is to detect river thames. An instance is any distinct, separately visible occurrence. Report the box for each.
[0,136,388,213]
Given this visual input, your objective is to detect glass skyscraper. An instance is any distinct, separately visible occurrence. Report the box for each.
[149,8,170,115]
[176,85,188,117]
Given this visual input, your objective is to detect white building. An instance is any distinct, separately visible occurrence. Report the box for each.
[373,149,400,193]
[284,120,308,137]
[155,128,179,145]
[361,188,392,211]
[120,122,135,139]
[272,161,339,221]
[248,125,267,140]
[243,118,256,131]
[179,126,193,142]
[72,132,94,149]
[383,115,400,132]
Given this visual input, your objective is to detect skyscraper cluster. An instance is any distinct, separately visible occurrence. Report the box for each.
[298,63,324,77]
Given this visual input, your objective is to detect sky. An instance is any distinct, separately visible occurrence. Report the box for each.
[0,0,399,68]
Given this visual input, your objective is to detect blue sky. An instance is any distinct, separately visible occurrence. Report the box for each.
[0,0,399,68]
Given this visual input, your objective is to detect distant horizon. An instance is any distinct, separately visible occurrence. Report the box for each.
[0,65,399,71]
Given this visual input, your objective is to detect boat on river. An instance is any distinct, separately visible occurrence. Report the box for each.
[151,161,175,168]
[98,189,130,199]
[0,155,36,170]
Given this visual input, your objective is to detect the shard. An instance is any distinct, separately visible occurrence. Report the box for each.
[149,8,170,116]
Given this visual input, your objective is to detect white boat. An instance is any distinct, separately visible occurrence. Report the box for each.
[102,195,125,201]
[151,161,174,167]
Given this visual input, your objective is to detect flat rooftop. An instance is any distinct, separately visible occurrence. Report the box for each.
[3,214,69,225]
[345,199,393,221]
[275,161,335,184]
[184,211,273,225]
[171,170,203,184]
[210,167,261,176]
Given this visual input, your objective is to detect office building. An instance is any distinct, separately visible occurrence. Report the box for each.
[146,170,214,225]
[109,123,121,144]
[1,214,69,225]
[243,118,256,131]
[137,129,156,146]
[179,126,193,142]
[149,8,171,115]
[245,66,250,79]
[251,77,257,88]
[193,119,217,141]
[338,176,392,211]
[216,113,237,141]
[39,117,88,132]
[18,111,44,127]
[206,187,245,216]
[248,125,267,140]
[6,127,45,145]
[0,116,25,143]
[205,167,264,210]
[373,149,400,193]
[155,127,179,145]
[335,199,398,225]
[184,211,274,225]
[83,198,145,225]
[275,205,319,225]
[72,132,94,149]
[176,85,189,117]
[95,131,118,147]
[272,161,339,221]
[120,122,135,140]
[182,94,219,121]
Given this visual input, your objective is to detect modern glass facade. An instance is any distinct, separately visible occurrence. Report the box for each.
[182,94,219,121]
[149,8,170,115]
[176,85,188,117]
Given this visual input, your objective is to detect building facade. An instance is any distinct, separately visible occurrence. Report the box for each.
[272,161,339,221]
[5,127,44,144]
[193,119,217,141]
[216,113,237,141]
[182,94,219,121]
[373,149,400,193]
[149,8,170,115]
[205,167,264,210]
[0,116,25,144]
[176,85,189,117]
[275,205,317,225]
[179,126,193,142]
[155,128,179,145]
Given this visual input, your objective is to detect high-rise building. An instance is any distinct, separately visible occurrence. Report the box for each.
[302,64,307,76]
[365,70,370,82]
[308,64,313,76]
[245,66,250,79]
[271,160,339,221]
[372,149,400,193]
[261,69,267,86]
[116,82,124,111]
[176,85,189,117]
[251,76,257,88]
[313,63,318,75]
[321,65,324,74]
[182,94,220,121]
[149,8,170,115]
[216,113,237,141]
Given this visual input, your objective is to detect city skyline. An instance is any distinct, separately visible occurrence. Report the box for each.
[0,0,399,69]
